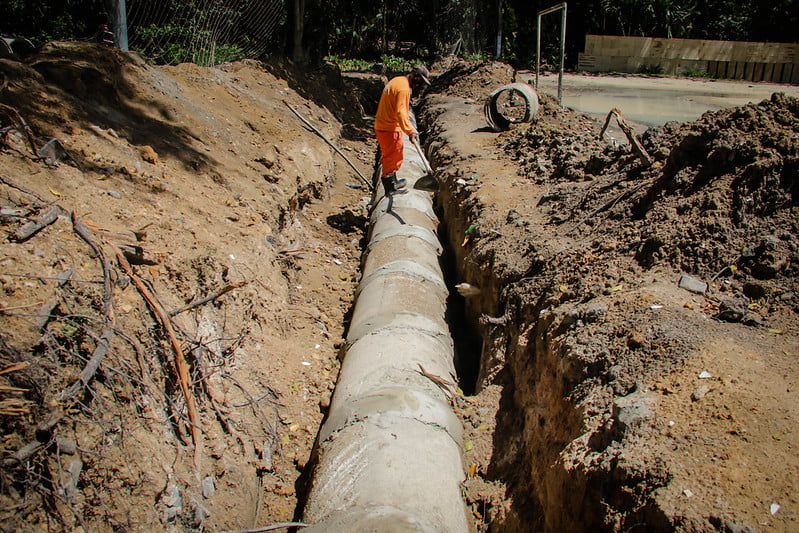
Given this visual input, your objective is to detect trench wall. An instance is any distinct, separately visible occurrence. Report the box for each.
[423,101,671,531]
[578,34,799,84]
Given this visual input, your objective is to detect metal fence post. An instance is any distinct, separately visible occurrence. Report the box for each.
[109,0,129,51]
[535,2,567,106]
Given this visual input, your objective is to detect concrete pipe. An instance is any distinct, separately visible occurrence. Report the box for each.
[483,82,540,131]
[302,115,469,532]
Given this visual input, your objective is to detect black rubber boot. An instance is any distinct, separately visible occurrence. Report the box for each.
[381,175,395,196]
[381,175,408,196]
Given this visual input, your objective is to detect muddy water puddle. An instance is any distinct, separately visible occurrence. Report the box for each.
[520,71,799,140]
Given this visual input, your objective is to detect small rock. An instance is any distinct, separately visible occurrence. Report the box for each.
[583,302,608,322]
[201,476,215,499]
[742,281,769,300]
[715,297,746,323]
[691,385,711,401]
[698,371,713,379]
[107,190,122,199]
[56,437,77,455]
[627,331,645,349]
[614,390,654,433]
[190,496,209,527]
[319,391,331,409]
[139,145,159,164]
[160,481,183,521]
[679,274,707,295]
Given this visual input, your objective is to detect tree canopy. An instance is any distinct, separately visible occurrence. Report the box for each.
[0,0,796,68]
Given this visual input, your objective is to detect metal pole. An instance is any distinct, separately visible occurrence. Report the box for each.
[535,3,567,105]
[535,14,541,89]
[559,3,567,105]
[496,0,503,58]
[109,0,129,50]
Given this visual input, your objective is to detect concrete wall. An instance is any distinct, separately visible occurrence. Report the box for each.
[578,35,799,84]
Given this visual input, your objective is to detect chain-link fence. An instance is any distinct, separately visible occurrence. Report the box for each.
[125,0,286,66]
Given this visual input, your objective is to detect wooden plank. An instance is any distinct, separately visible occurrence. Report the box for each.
[781,63,792,83]
[753,63,764,82]
[744,62,755,81]
[763,63,775,83]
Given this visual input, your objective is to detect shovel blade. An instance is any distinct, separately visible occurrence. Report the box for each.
[413,174,438,192]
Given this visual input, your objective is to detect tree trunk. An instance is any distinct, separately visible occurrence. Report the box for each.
[287,0,305,62]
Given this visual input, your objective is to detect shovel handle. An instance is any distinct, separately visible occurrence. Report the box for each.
[411,137,433,174]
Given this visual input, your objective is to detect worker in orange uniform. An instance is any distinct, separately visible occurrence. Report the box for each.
[374,65,432,196]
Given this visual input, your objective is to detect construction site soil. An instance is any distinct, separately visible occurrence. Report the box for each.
[0,45,796,532]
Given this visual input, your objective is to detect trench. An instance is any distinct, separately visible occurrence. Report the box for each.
[300,111,471,531]
[438,219,482,396]
[300,89,579,531]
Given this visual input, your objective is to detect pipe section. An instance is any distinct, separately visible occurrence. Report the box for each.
[484,82,540,131]
[302,117,469,532]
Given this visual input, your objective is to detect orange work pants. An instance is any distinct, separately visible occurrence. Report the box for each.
[375,130,404,177]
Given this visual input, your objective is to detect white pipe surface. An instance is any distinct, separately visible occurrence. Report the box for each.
[302,117,469,532]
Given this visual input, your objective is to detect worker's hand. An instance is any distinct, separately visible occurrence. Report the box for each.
[410,132,419,145]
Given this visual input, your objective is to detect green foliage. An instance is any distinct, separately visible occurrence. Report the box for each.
[0,0,106,45]
[637,63,665,75]
[324,56,373,72]
[459,51,489,62]
[380,54,412,73]
[681,66,714,78]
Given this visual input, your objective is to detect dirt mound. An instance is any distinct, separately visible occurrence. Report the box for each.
[0,42,371,530]
[431,59,516,100]
[504,92,799,327]
[422,62,798,531]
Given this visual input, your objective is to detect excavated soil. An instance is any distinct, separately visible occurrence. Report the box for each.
[0,42,374,531]
[0,46,797,532]
[422,60,798,532]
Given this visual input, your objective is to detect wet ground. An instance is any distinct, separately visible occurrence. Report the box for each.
[527,71,799,131]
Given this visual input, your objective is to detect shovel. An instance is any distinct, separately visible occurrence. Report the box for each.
[411,137,438,192]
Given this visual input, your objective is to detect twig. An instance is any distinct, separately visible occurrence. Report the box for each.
[417,363,456,396]
[0,272,102,284]
[600,108,652,166]
[13,204,68,242]
[0,300,45,314]
[169,281,248,317]
[58,214,116,404]
[0,174,47,204]
[0,102,38,156]
[219,522,308,533]
[283,101,373,191]
[107,241,203,471]
[564,178,652,235]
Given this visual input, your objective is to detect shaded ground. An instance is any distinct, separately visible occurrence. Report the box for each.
[422,60,798,531]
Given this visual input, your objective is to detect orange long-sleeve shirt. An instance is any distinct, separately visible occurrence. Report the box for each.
[374,75,415,135]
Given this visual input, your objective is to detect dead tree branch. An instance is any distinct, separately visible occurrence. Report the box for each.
[107,241,203,471]
[0,174,47,204]
[284,101,373,191]
[600,107,653,166]
[169,281,248,317]
[0,102,38,156]
[13,204,68,242]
